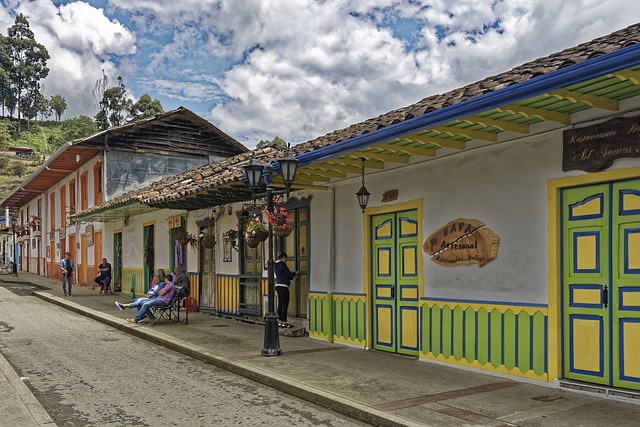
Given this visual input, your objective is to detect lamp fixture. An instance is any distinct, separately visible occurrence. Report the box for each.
[242,145,299,357]
[356,157,370,213]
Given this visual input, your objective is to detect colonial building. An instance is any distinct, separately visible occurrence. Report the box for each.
[68,23,640,396]
[0,108,247,290]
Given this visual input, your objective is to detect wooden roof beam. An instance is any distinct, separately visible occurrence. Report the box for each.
[376,143,436,157]
[547,89,619,111]
[456,115,530,134]
[398,134,466,150]
[300,166,347,179]
[496,104,570,123]
[610,69,640,84]
[354,151,410,163]
[431,125,498,142]
[327,158,385,169]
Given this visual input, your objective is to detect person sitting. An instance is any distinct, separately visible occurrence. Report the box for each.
[115,271,166,311]
[94,258,112,294]
[127,279,176,326]
[172,266,189,297]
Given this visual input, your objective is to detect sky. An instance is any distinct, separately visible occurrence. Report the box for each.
[0,1,639,149]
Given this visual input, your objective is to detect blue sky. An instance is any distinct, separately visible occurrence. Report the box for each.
[1,1,640,148]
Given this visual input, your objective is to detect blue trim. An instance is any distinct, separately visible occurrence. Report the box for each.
[619,319,640,383]
[569,194,604,220]
[332,291,366,296]
[309,290,328,294]
[608,183,613,387]
[375,219,394,240]
[377,247,392,277]
[401,246,418,277]
[619,189,640,216]
[488,310,492,364]
[619,288,640,311]
[398,217,418,238]
[474,311,478,361]
[515,313,519,367]
[529,315,534,372]
[296,44,640,167]
[623,228,640,274]
[500,313,505,365]
[569,284,603,309]
[399,284,419,302]
[376,284,394,300]
[560,189,565,377]
[375,305,394,348]
[422,296,547,308]
[569,314,605,377]
[462,309,466,358]
[573,230,601,274]
[399,306,419,351]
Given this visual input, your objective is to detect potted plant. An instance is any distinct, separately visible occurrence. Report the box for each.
[264,203,293,237]
[244,215,268,248]
[225,229,239,246]
[201,228,216,249]
[175,228,198,250]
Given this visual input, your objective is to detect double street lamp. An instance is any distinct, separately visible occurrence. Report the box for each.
[9,216,18,276]
[243,148,299,356]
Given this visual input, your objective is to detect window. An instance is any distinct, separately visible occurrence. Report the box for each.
[60,185,66,227]
[49,193,55,231]
[69,179,76,215]
[80,172,88,211]
[93,162,103,207]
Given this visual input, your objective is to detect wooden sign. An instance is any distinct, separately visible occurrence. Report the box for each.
[563,115,640,172]
[85,224,94,247]
[424,218,499,267]
[381,190,398,203]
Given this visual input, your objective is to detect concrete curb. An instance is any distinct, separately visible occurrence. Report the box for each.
[34,291,423,427]
[0,348,56,426]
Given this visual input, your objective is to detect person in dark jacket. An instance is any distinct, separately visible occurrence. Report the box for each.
[274,252,297,328]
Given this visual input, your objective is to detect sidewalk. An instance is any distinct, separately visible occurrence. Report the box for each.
[3,272,640,427]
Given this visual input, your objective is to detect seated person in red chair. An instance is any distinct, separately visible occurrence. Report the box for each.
[94,258,112,294]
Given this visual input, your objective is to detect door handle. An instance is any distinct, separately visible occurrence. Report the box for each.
[391,286,395,300]
[603,284,608,309]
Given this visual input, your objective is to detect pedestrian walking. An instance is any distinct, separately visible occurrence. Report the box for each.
[60,251,74,297]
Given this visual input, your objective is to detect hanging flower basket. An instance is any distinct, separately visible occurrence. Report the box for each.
[246,230,269,248]
[200,228,215,249]
[273,222,293,237]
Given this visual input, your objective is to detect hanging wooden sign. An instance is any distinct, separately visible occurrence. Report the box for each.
[563,115,640,172]
[424,218,499,267]
[85,224,94,247]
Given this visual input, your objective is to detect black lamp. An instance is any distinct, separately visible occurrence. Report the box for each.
[356,158,370,212]
[242,147,299,357]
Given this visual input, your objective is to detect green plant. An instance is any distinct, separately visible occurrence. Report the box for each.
[11,161,26,177]
[200,228,216,248]
[225,229,239,240]
[244,215,267,239]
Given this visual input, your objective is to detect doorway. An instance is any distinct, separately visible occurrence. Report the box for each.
[370,208,420,356]
[143,224,154,293]
[562,179,640,390]
[113,232,122,292]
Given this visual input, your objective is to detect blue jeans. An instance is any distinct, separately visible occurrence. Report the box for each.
[134,298,167,322]
[62,274,72,296]
[130,297,152,311]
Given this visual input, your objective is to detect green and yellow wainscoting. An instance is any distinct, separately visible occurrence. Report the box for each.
[215,274,268,316]
[420,299,548,381]
[309,292,366,346]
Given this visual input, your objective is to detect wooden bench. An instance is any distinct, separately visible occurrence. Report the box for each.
[150,286,188,325]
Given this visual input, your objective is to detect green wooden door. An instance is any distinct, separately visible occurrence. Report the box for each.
[562,179,640,390]
[143,224,154,293]
[371,209,419,356]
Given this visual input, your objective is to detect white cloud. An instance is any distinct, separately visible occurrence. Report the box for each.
[1,0,639,148]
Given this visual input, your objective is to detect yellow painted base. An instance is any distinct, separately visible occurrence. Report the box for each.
[333,336,366,347]
[420,351,550,382]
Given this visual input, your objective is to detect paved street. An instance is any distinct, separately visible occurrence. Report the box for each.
[0,283,363,426]
[3,273,640,427]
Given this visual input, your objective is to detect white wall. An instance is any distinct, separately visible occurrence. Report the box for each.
[325,120,640,305]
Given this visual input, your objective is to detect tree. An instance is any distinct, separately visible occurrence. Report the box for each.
[10,160,26,177]
[0,35,11,117]
[256,136,288,150]
[61,115,98,142]
[50,94,67,121]
[93,73,132,130]
[7,14,50,132]
[130,94,164,121]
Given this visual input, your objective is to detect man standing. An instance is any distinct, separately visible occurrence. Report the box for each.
[94,258,112,294]
[60,251,74,297]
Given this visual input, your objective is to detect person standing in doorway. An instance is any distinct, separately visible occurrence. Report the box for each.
[274,252,297,328]
[60,251,74,297]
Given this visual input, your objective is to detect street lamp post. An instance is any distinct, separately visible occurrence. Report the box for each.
[9,216,17,276]
[243,149,299,357]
